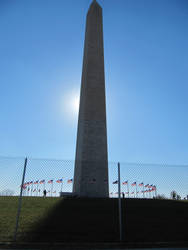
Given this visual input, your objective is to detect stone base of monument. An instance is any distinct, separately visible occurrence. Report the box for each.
[59,192,77,198]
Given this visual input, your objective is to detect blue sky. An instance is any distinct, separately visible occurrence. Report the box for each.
[0,0,188,166]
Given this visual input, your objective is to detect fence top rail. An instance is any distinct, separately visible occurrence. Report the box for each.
[0,155,25,160]
[0,156,188,168]
[119,161,188,168]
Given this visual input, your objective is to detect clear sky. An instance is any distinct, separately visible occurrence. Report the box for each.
[0,0,188,196]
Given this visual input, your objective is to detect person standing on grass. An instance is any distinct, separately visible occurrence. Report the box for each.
[43,189,46,198]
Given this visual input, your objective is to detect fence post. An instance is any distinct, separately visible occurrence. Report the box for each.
[118,162,122,241]
[14,157,28,242]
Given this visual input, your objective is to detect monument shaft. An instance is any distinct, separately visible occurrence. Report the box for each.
[73,0,109,197]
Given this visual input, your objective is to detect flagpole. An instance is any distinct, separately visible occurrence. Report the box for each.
[61,179,63,193]
[143,183,145,198]
[51,182,53,197]
[31,182,33,197]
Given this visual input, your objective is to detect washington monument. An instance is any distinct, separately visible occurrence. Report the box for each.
[73,0,109,197]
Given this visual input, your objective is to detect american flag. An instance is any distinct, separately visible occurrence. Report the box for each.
[122,181,128,185]
[139,182,144,186]
[21,184,27,189]
[131,182,136,186]
[113,180,118,184]
[48,180,53,184]
[56,179,63,183]
[39,180,45,184]
[67,179,73,183]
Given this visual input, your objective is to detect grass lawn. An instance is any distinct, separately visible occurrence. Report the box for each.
[0,196,61,241]
[0,196,188,244]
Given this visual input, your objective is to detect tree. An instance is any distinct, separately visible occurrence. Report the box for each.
[176,194,181,200]
[0,189,14,196]
[170,190,177,200]
[156,194,166,199]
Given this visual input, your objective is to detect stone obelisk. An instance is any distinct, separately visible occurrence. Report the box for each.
[73,0,109,197]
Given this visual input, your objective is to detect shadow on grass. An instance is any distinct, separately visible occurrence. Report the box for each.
[19,197,119,243]
[19,198,188,244]
[123,198,188,243]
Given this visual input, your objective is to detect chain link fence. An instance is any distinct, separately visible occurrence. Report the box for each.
[0,156,188,243]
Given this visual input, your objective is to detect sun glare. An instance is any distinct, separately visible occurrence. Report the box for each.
[62,91,80,121]
[71,96,80,114]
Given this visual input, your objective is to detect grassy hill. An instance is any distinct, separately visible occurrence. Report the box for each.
[0,196,60,242]
[0,196,188,244]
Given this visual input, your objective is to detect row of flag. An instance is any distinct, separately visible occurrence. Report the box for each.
[21,178,73,196]
[22,178,73,187]
[113,180,156,190]
[22,179,155,188]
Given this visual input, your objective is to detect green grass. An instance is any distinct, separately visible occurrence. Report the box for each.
[0,196,188,244]
[0,196,61,241]
[0,196,18,241]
